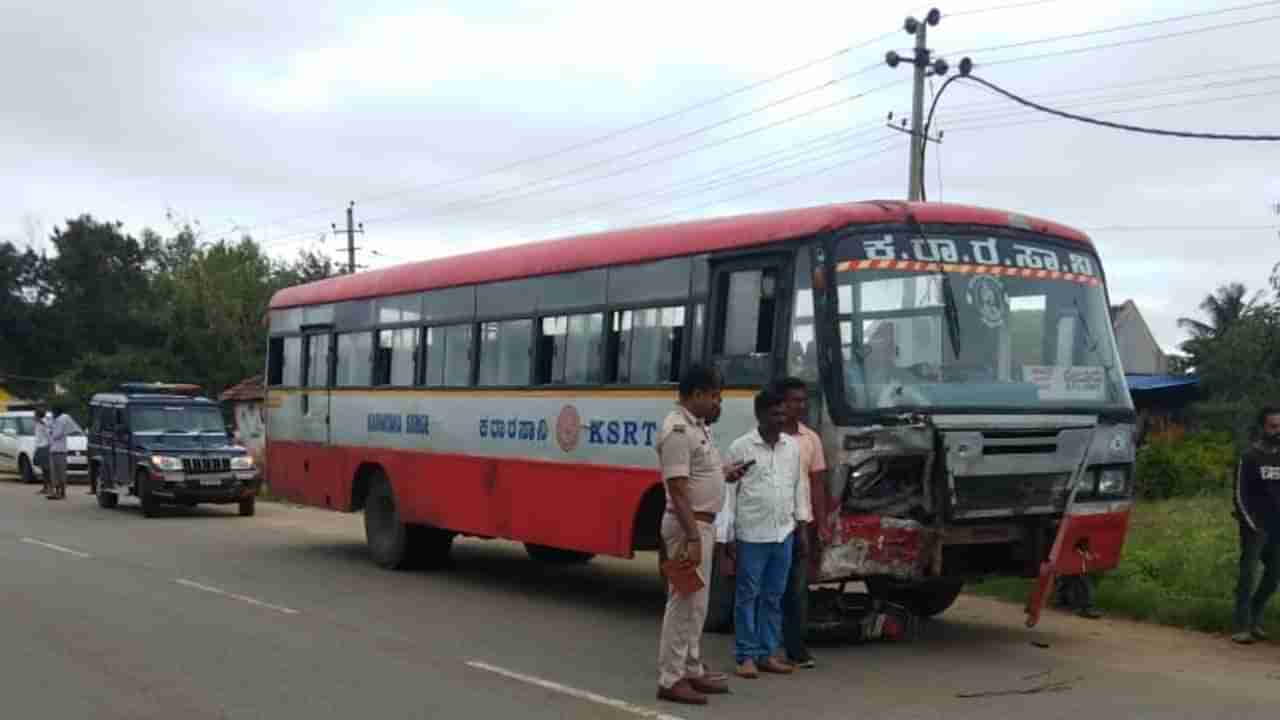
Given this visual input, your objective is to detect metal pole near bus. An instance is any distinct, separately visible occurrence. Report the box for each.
[885,8,946,202]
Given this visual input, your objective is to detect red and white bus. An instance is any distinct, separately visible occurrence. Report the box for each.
[265,200,1135,627]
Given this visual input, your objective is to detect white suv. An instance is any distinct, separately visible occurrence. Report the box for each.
[0,410,89,483]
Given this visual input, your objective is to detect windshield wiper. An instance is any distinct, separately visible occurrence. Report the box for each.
[906,213,961,359]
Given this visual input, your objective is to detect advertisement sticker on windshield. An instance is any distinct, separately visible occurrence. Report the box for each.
[1024,366,1106,402]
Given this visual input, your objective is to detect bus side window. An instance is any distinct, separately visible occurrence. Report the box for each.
[268,338,285,386]
[478,319,533,386]
[714,267,780,386]
[537,313,604,385]
[609,306,685,385]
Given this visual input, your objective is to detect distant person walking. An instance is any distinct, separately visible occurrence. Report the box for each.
[47,404,83,501]
[34,408,51,495]
[1232,406,1280,644]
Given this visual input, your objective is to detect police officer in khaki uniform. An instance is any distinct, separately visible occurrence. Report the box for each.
[655,365,748,706]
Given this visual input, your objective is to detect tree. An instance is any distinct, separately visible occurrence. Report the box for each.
[1177,282,1263,368]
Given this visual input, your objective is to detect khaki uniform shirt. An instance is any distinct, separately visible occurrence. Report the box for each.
[656,404,725,515]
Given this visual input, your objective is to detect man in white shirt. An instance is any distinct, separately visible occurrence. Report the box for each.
[34,408,51,496]
[48,404,83,501]
[723,388,809,679]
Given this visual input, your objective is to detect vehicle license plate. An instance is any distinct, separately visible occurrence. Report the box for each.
[200,478,222,487]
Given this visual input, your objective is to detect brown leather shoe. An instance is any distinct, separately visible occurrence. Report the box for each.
[688,675,730,694]
[759,657,794,674]
[735,659,759,679]
[657,680,708,705]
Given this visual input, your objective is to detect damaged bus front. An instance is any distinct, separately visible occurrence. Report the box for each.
[811,225,1135,627]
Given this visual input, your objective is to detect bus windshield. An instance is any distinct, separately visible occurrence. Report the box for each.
[831,231,1131,413]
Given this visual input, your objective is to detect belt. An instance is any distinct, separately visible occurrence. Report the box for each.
[694,511,716,523]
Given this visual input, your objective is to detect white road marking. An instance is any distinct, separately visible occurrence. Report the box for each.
[21,537,91,558]
[465,660,687,720]
[175,578,300,615]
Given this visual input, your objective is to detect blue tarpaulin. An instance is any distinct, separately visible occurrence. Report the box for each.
[1125,374,1199,393]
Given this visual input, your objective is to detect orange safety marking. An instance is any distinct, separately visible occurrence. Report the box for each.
[835,259,1102,286]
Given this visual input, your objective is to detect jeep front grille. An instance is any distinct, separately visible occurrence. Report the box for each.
[182,457,230,474]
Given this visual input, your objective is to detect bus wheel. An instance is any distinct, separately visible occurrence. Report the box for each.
[865,578,964,618]
[408,524,454,569]
[364,474,411,570]
[524,544,594,565]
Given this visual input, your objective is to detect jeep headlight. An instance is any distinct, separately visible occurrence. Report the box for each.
[151,455,182,472]
[230,455,254,471]
[1097,467,1130,497]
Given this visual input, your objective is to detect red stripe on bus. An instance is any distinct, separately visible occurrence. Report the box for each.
[267,441,663,558]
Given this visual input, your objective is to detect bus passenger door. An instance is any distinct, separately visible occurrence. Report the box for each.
[299,330,335,505]
[707,254,793,390]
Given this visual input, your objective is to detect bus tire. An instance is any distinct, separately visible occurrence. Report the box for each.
[408,524,454,570]
[364,473,412,570]
[139,470,160,518]
[865,577,964,618]
[524,544,594,565]
[704,546,735,634]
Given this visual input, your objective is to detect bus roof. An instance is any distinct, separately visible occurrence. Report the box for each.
[269,200,1092,310]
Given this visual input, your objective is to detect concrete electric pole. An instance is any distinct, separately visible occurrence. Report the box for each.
[886,8,950,202]
[331,201,364,274]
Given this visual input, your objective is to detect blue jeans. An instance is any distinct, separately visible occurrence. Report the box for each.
[1235,520,1280,632]
[734,532,793,663]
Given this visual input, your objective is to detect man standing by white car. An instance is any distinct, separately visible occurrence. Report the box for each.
[48,404,83,501]
[34,408,51,496]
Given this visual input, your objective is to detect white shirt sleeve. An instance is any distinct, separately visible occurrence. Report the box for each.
[794,437,813,524]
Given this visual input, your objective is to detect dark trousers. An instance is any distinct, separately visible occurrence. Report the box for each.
[1235,520,1280,632]
[781,538,810,662]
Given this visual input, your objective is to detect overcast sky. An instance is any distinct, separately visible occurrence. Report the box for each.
[3,0,1277,353]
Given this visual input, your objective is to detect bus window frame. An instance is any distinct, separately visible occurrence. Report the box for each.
[706,251,795,389]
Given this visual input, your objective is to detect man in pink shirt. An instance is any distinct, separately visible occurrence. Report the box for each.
[775,377,827,668]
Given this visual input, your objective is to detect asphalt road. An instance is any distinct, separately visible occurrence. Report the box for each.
[4,477,1280,720]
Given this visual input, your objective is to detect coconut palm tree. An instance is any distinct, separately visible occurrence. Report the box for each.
[1177,283,1262,366]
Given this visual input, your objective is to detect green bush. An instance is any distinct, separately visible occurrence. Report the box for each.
[1134,431,1236,500]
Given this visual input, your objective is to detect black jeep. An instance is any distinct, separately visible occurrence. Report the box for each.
[89,383,261,518]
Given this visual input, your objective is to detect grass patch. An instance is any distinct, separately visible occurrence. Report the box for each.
[969,494,1257,635]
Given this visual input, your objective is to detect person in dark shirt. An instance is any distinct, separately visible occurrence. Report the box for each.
[1232,406,1280,644]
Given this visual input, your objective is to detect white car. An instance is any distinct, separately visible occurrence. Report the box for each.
[0,410,89,483]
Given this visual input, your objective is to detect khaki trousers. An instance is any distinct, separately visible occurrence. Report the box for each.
[657,513,715,689]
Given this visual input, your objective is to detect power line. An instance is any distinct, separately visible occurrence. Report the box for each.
[367,76,905,228]
[953,0,1280,56]
[980,14,1280,67]
[955,74,1280,140]
[518,133,902,240]
[944,0,1063,18]
[486,123,888,239]
[640,141,906,226]
[943,87,1280,134]
[945,73,1280,126]
[944,62,1280,115]
[202,28,905,241]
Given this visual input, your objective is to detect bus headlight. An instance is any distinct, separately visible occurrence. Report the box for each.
[151,455,182,472]
[1097,467,1130,497]
[230,456,254,471]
